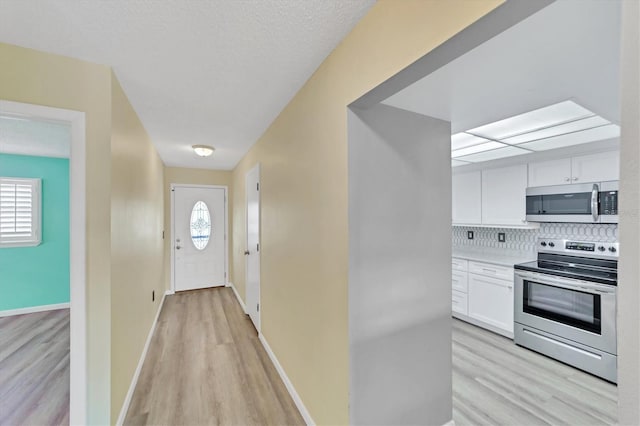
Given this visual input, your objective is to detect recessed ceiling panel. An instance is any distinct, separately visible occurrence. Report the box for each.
[456,146,530,163]
[451,133,490,150]
[468,100,593,140]
[451,159,470,167]
[519,124,620,151]
[452,141,506,158]
[502,115,611,145]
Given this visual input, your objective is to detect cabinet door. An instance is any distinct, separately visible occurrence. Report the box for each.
[528,158,572,187]
[452,171,481,224]
[571,151,619,183]
[481,164,528,226]
[468,273,513,333]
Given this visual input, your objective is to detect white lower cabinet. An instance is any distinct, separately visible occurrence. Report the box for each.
[468,272,514,335]
[451,258,469,317]
[452,257,515,338]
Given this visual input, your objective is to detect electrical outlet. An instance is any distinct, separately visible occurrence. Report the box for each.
[152,290,155,302]
[498,232,506,243]
[467,231,474,240]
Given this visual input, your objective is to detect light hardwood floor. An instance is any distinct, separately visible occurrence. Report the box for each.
[453,319,618,426]
[124,287,304,426]
[0,309,70,426]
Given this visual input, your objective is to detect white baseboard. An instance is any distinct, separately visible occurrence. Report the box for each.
[116,292,168,426]
[226,282,246,313]
[442,420,456,426]
[0,302,70,318]
[258,333,315,426]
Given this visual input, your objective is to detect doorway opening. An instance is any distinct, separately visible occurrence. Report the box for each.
[347,1,629,424]
[0,100,87,424]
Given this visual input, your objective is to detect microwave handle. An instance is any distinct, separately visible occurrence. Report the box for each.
[591,183,599,222]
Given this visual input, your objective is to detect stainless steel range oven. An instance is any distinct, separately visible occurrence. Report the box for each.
[514,238,618,383]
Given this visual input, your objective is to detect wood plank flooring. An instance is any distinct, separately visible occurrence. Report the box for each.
[0,309,70,426]
[453,319,618,426]
[124,287,304,426]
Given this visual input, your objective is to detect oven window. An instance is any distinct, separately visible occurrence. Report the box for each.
[542,192,592,215]
[523,281,601,334]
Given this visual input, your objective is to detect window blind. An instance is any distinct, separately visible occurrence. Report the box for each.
[0,178,40,246]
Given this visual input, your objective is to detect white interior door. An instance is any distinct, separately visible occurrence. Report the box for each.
[173,185,226,292]
[245,165,261,331]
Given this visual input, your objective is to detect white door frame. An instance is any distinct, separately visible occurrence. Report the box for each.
[245,163,261,331]
[0,100,87,424]
[170,183,229,293]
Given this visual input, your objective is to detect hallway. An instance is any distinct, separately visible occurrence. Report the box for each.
[124,287,304,425]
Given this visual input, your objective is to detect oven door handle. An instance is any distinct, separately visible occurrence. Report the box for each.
[515,271,616,294]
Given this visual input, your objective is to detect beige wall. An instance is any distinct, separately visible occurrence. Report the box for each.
[163,167,233,291]
[0,42,113,424]
[230,1,503,424]
[110,74,165,422]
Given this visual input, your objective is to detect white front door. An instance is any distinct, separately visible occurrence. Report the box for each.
[245,165,261,331]
[173,185,227,292]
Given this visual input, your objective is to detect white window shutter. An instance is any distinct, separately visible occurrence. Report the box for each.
[0,178,41,247]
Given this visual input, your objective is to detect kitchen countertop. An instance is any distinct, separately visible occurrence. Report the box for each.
[452,248,535,267]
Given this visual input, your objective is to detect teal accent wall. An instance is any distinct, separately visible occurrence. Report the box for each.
[0,153,70,311]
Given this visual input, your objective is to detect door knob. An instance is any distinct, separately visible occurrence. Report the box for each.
[244,250,250,255]
[176,245,182,250]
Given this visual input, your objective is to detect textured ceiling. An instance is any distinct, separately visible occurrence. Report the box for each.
[0,116,71,158]
[0,0,375,169]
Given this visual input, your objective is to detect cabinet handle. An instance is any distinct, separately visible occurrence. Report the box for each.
[565,177,571,182]
[573,177,579,181]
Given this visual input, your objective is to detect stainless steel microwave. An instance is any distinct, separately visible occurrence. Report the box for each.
[526,181,618,223]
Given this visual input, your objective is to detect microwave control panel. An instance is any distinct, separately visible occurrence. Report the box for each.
[600,190,618,215]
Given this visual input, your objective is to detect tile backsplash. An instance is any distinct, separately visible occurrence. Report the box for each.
[453,223,619,254]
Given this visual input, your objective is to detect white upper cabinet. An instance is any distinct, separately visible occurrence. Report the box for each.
[482,164,528,226]
[452,171,481,224]
[528,151,619,187]
[528,158,572,187]
[571,151,619,183]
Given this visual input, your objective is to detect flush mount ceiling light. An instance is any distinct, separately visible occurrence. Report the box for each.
[451,100,620,166]
[192,144,215,157]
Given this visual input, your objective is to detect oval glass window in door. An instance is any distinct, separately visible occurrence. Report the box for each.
[190,201,211,250]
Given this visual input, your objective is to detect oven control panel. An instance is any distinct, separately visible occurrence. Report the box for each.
[538,238,619,258]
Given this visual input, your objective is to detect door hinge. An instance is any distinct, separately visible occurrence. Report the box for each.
[257,182,260,191]
[257,303,259,312]
[257,243,259,252]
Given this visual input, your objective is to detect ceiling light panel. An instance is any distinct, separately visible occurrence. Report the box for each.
[519,124,620,151]
[451,159,470,167]
[502,116,611,144]
[468,100,593,140]
[451,132,490,150]
[456,146,530,163]
[452,141,506,158]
